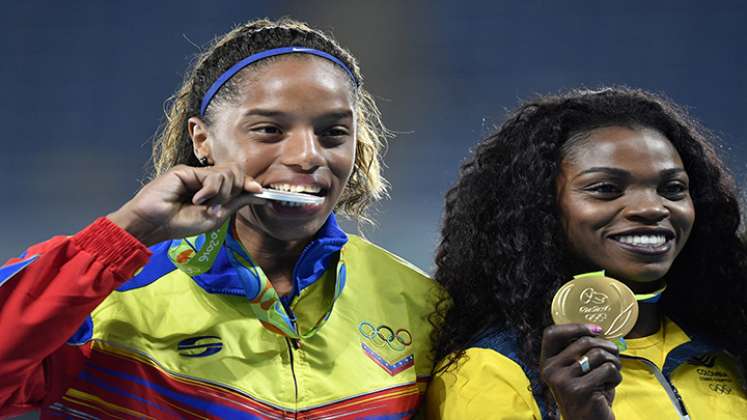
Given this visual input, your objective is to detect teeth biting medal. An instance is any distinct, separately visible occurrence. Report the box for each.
[167,188,322,277]
[252,188,323,205]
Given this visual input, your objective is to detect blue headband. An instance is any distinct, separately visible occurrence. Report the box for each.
[199,46,358,116]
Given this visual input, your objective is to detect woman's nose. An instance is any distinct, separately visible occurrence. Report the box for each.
[623,190,670,223]
[281,129,323,172]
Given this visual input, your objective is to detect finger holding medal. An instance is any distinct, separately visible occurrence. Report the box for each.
[539,323,622,420]
[539,271,638,418]
[108,163,264,247]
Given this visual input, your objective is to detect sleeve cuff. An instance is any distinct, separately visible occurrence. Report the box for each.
[71,217,153,279]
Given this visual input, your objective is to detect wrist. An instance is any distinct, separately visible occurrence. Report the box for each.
[73,217,153,278]
[107,206,163,247]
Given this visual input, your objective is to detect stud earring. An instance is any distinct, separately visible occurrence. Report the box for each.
[199,156,208,166]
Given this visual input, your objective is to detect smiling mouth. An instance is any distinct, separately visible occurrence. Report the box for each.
[608,232,675,256]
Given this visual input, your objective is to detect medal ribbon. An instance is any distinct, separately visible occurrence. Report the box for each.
[634,285,667,303]
[225,246,345,339]
[574,271,667,301]
[167,221,345,339]
[167,222,229,276]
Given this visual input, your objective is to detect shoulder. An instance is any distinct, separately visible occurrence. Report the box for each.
[663,319,747,396]
[426,347,540,419]
[437,347,535,390]
[662,318,731,375]
[344,234,430,282]
[338,236,439,375]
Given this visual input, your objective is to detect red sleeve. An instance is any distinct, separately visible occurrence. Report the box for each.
[0,217,152,417]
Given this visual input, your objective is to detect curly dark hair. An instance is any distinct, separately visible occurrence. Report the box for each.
[431,87,747,383]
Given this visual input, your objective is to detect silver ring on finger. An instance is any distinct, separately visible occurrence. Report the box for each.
[578,355,591,374]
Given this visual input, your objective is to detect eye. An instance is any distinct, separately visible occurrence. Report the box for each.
[320,126,350,137]
[248,125,284,143]
[660,181,689,199]
[318,126,351,147]
[585,183,623,198]
[251,125,282,135]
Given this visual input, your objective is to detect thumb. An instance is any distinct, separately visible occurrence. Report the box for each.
[244,178,263,194]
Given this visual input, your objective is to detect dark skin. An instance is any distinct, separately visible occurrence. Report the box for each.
[541,126,695,419]
[109,56,357,296]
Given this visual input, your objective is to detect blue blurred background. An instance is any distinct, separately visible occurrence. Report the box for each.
[1,1,745,418]
[2,2,746,283]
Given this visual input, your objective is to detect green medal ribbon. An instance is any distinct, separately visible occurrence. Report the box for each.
[227,246,346,339]
[634,285,667,303]
[574,271,667,302]
[167,221,345,340]
[167,221,230,276]
[572,270,607,280]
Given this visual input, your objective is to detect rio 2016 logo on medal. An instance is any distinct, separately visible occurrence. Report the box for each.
[551,271,639,340]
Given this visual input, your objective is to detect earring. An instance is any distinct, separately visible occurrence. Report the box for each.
[199,156,208,166]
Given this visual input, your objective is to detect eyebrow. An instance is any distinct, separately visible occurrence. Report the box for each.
[319,110,354,120]
[242,109,354,120]
[575,167,686,178]
[242,109,286,118]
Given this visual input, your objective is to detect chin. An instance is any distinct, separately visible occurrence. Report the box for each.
[608,265,669,285]
[265,219,325,242]
[241,206,329,242]
[270,227,318,242]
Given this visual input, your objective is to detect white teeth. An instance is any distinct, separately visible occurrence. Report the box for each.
[278,200,304,207]
[616,234,667,247]
[268,183,322,194]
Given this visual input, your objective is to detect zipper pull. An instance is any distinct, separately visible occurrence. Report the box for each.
[288,315,302,350]
[670,386,689,418]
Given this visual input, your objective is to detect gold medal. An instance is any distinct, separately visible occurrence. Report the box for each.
[551,271,639,340]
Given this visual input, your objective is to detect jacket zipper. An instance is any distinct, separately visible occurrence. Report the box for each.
[285,316,300,419]
[620,355,690,420]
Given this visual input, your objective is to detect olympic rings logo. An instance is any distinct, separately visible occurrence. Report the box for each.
[709,383,732,394]
[358,321,413,352]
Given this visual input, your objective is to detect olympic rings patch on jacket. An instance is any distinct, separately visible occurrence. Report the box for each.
[358,321,413,352]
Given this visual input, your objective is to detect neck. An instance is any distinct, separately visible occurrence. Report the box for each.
[233,216,313,297]
[624,278,666,295]
[625,302,662,338]
[623,278,666,339]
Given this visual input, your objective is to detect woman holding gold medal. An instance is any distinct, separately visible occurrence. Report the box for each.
[426,88,747,419]
[0,19,436,419]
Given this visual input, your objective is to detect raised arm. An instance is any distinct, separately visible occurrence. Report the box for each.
[0,163,261,416]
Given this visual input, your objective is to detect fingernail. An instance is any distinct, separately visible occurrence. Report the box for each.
[589,324,603,334]
[208,204,222,217]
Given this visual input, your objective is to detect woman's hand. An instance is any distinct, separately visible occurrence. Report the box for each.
[108,164,263,246]
[539,323,622,420]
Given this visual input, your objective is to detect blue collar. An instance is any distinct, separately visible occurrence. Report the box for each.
[191,214,348,301]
